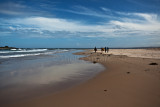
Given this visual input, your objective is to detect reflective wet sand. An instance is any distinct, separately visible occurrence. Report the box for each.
[0,50,104,105]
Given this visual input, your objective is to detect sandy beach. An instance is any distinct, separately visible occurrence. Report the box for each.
[6,49,160,107]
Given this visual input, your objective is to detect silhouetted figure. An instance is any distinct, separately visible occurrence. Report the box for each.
[101,48,104,52]
[107,47,109,53]
[101,48,104,54]
[104,47,107,53]
[94,47,97,53]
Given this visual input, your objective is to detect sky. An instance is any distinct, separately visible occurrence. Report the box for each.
[0,0,160,48]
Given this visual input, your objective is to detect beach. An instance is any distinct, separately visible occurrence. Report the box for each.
[4,48,160,107]
[0,49,104,106]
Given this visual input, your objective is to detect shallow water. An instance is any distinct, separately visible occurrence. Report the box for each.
[0,50,104,105]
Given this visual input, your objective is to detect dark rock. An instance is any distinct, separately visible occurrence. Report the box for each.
[0,46,17,50]
[149,63,158,65]
[126,72,130,74]
[104,90,107,92]
[93,61,97,64]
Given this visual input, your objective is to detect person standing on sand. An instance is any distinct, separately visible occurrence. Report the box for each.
[107,47,109,53]
[94,47,97,53]
[105,47,107,53]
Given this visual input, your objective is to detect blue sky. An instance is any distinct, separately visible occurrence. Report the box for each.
[0,0,160,48]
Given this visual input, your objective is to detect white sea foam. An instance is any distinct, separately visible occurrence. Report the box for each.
[10,49,17,51]
[0,53,42,58]
[0,49,48,53]
[0,49,69,58]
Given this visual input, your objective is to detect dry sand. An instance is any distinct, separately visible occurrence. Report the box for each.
[6,49,160,107]
[107,48,160,59]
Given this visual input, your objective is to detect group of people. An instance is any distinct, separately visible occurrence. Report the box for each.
[94,47,109,53]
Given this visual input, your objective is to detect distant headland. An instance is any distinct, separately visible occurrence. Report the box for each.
[0,46,17,50]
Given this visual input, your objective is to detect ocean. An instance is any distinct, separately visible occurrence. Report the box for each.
[0,48,104,104]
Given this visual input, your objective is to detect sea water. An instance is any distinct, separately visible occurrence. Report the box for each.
[0,48,104,105]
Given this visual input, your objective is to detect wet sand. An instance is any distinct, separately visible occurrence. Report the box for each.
[6,49,160,107]
[0,50,104,106]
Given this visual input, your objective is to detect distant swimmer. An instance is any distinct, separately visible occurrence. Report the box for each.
[94,47,97,53]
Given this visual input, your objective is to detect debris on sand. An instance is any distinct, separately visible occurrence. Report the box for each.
[104,89,107,92]
[149,63,158,65]
[93,61,97,64]
[126,72,130,74]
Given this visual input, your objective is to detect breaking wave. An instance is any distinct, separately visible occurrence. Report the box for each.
[0,49,69,58]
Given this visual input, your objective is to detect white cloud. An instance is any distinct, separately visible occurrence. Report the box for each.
[1,11,160,39]
[8,17,105,33]
[63,6,112,18]
[0,10,24,15]
[0,2,27,15]
[110,20,160,31]
[0,2,54,17]
[133,13,158,22]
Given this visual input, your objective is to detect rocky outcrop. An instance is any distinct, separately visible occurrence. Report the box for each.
[0,46,17,50]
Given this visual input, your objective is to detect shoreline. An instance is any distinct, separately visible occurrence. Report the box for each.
[6,49,160,107]
[0,50,104,106]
